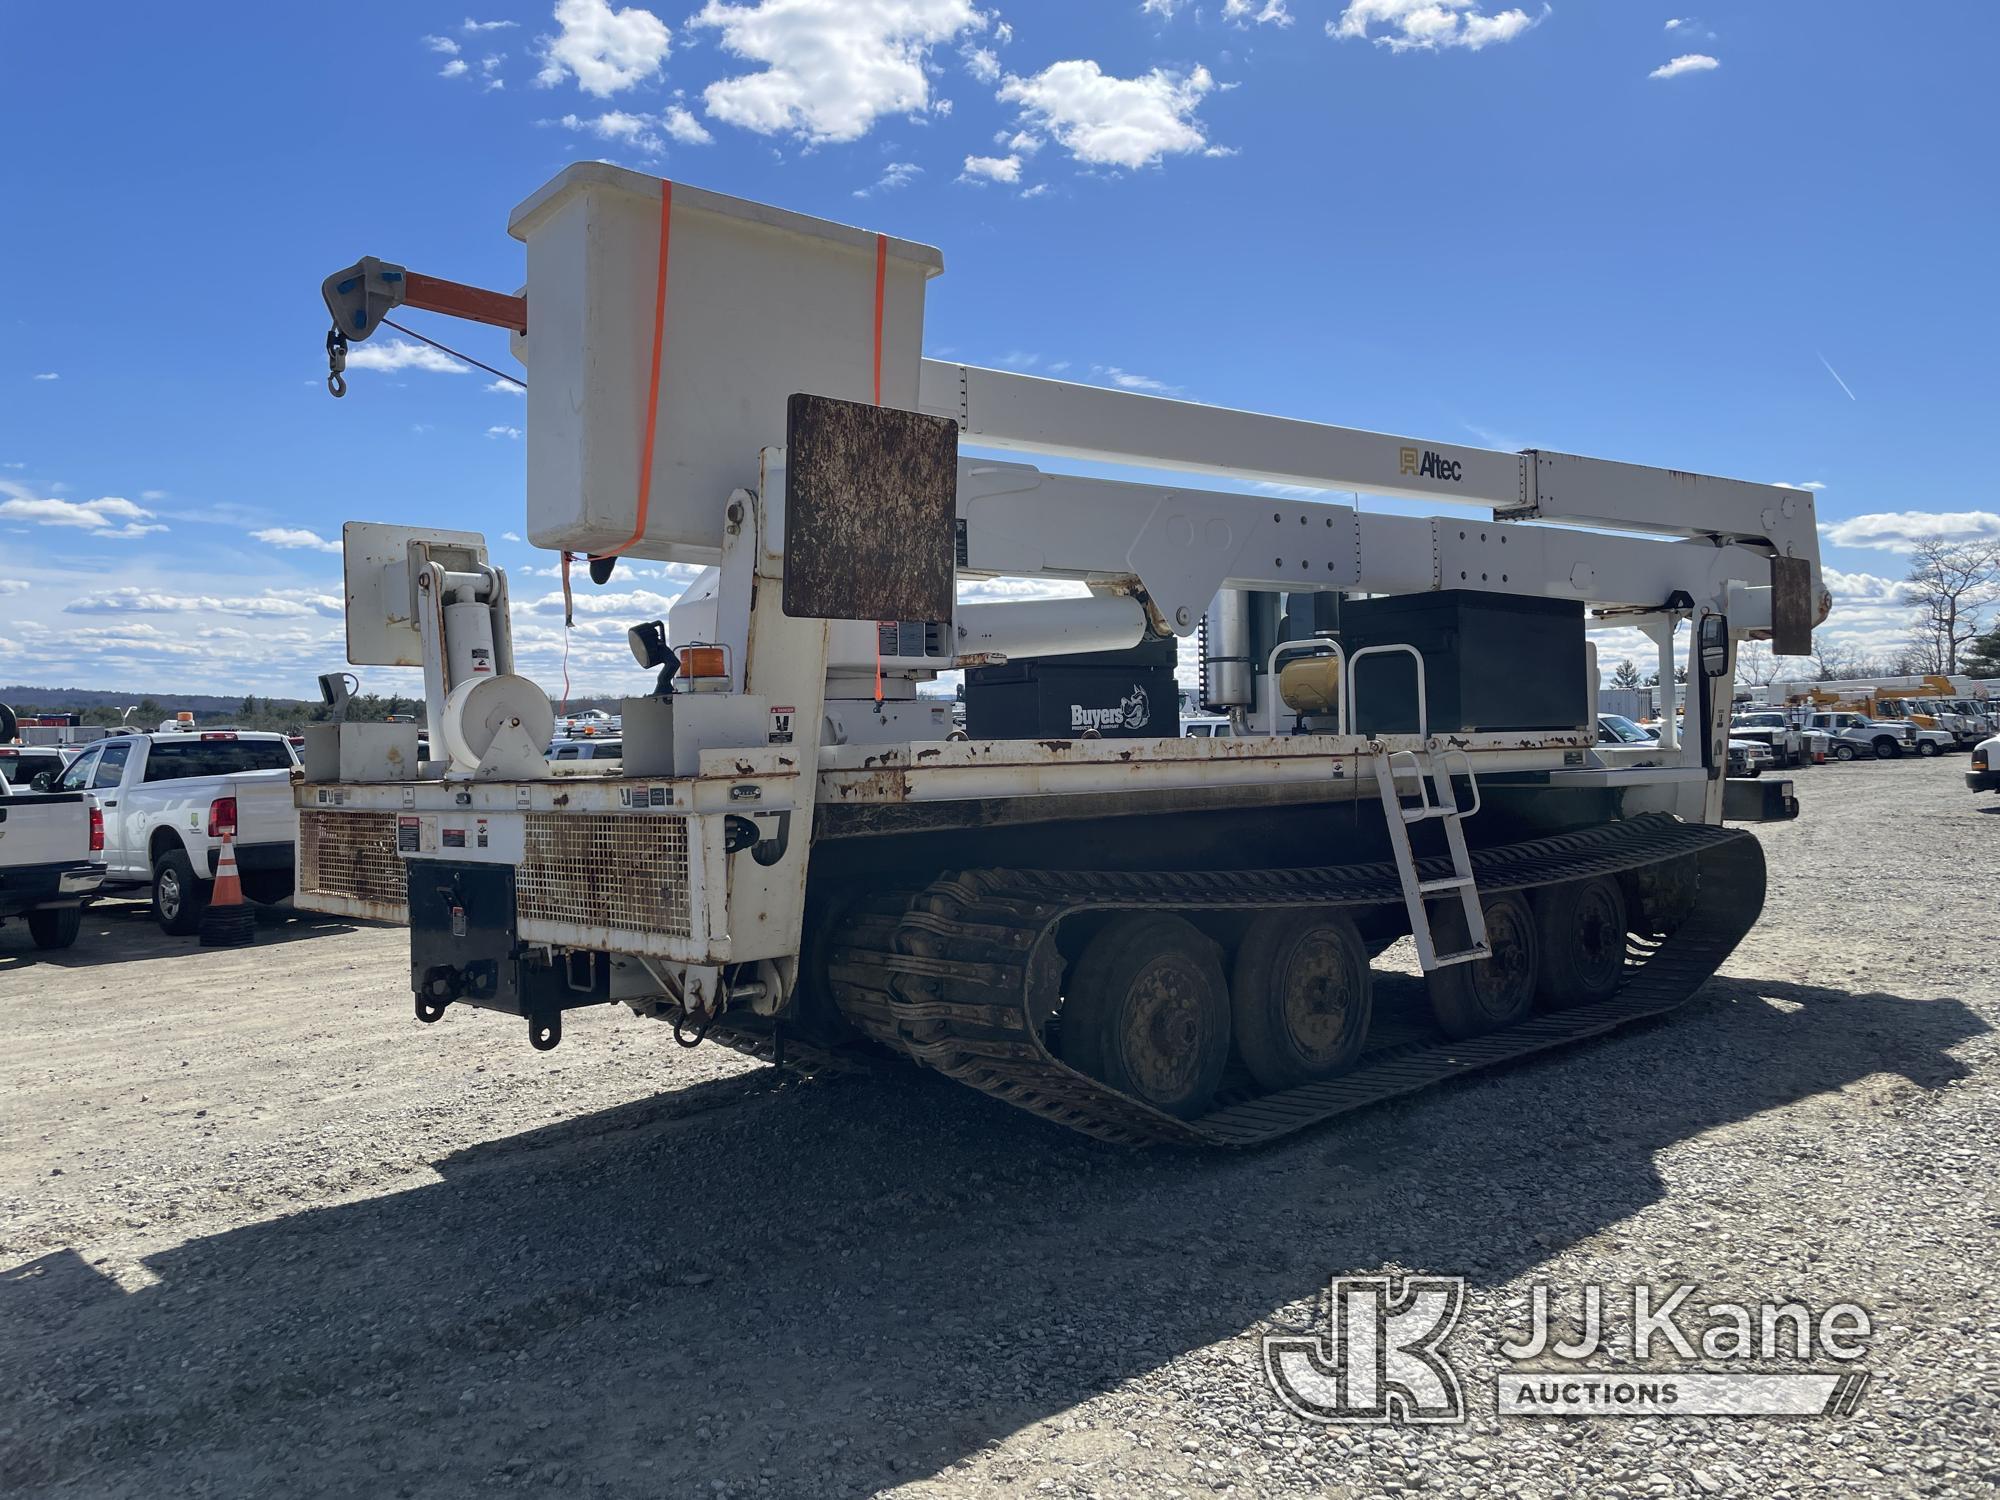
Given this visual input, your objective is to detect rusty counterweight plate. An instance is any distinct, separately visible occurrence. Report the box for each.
[783,393,958,624]
[1770,555,1813,658]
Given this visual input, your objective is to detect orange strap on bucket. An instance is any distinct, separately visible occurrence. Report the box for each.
[871,232,887,407]
[594,178,673,565]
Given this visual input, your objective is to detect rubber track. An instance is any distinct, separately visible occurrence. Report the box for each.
[828,813,1766,1146]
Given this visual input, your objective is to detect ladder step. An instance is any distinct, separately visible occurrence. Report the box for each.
[1431,945,1492,967]
[1403,804,1464,823]
[1417,875,1475,894]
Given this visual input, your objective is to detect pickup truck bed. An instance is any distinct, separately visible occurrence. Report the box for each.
[0,785,105,948]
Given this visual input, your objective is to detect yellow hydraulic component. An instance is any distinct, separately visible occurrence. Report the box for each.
[1278,654,1343,715]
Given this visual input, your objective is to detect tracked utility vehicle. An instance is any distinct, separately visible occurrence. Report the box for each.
[295,165,1826,1143]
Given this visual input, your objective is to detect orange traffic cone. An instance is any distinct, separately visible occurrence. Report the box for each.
[198,831,256,947]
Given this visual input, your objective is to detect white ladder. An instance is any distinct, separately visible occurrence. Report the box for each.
[1371,746,1489,970]
[1341,642,1490,972]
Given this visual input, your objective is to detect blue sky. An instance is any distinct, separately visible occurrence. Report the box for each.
[2,0,1995,697]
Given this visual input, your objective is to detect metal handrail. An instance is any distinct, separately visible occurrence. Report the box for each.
[1344,643,1428,741]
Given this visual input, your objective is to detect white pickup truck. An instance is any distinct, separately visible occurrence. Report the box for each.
[51,730,300,934]
[1805,711,1951,761]
[0,776,106,949]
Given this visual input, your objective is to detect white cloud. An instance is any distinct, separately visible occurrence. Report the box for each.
[555,104,711,153]
[536,0,672,96]
[663,103,714,143]
[1140,0,1186,16]
[251,527,343,554]
[997,61,1219,170]
[424,34,462,53]
[1650,53,1718,79]
[0,579,28,595]
[342,338,470,374]
[521,588,683,615]
[502,531,523,542]
[464,15,520,29]
[960,153,1021,184]
[486,378,527,394]
[1775,480,1827,491]
[441,57,471,77]
[694,0,985,143]
[962,43,1000,81]
[957,575,1090,604]
[64,588,342,619]
[855,161,923,196]
[487,425,524,439]
[1223,0,1293,25]
[1821,510,2000,553]
[1820,567,1900,606]
[32,372,59,381]
[1098,366,1176,393]
[1329,1,1543,52]
[0,492,165,539]
[559,107,654,143]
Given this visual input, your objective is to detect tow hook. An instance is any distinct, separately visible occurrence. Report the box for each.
[416,965,458,1023]
[415,960,499,1022]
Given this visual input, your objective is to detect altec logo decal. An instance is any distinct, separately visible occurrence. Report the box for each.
[1399,446,1463,484]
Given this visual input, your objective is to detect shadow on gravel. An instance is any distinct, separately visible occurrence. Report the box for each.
[0,900,362,971]
[1,979,1984,1496]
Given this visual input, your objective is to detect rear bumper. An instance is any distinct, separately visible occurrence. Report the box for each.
[0,858,106,916]
[1724,777,1798,822]
[409,859,613,1034]
[205,841,293,879]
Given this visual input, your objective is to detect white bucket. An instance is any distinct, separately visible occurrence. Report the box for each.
[507,163,944,562]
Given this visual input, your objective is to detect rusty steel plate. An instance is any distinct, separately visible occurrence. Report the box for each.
[1770,554,1814,657]
[783,392,958,624]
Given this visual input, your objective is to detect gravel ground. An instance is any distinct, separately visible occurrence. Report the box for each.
[3,758,1996,1498]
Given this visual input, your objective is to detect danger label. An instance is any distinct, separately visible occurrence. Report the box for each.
[769,705,796,745]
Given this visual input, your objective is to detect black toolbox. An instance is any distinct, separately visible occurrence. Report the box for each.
[967,637,1181,739]
[1339,591,1587,734]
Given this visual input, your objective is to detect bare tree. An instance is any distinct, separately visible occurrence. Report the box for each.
[1812,639,1867,682]
[1900,538,2000,674]
[1735,641,1781,686]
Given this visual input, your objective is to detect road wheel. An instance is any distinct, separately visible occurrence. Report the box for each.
[153,849,210,936]
[1426,892,1539,1040]
[1230,910,1373,1091]
[1833,743,1857,762]
[1531,878,1628,1011]
[1916,739,1939,758]
[27,906,82,950]
[1057,913,1231,1118]
[1873,737,1902,759]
